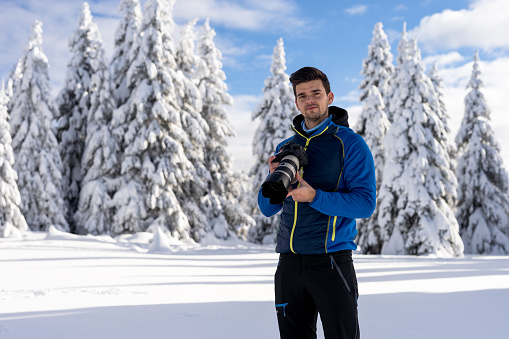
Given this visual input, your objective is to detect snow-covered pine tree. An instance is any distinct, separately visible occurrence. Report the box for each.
[55,3,109,233]
[385,23,412,123]
[176,18,200,79]
[0,86,28,237]
[6,58,23,101]
[248,38,296,244]
[109,0,198,239]
[196,18,254,240]
[428,63,446,118]
[9,21,68,232]
[75,56,119,235]
[428,62,457,162]
[354,23,394,252]
[110,0,142,106]
[455,52,509,254]
[355,85,390,253]
[376,26,463,257]
[76,0,142,236]
[175,18,214,240]
[358,22,394,102]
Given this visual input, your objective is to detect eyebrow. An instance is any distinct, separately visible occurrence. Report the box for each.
[297,89,322,97]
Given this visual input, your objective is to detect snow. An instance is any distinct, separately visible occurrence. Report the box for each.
[1,230,509,339]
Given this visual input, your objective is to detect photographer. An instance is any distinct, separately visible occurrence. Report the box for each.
[258,67,376,339]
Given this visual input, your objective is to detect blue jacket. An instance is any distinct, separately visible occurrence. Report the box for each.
[258,106,376,254]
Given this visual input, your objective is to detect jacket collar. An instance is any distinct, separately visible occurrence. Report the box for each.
[292,106,350,137]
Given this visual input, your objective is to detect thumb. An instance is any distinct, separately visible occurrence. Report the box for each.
[295,170,305,184]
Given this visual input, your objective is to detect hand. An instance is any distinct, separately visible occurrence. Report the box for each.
[286,171,316,203]
[268,155,279,174]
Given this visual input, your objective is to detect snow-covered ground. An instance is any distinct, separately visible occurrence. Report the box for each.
[1,228,508,339]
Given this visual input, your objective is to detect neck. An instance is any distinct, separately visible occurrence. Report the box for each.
[303,115,330,133]
[305,117,326,130]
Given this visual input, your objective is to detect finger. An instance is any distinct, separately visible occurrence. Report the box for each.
[295,171,304,183]
[268,155,276,163]
[286,184,295,197]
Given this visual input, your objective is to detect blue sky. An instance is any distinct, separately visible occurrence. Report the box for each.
[1,0,509,171]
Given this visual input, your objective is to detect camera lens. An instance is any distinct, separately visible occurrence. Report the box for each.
[261,155,299,204]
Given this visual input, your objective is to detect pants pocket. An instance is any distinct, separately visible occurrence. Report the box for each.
[275,303,288,317]
[329,254,359,300]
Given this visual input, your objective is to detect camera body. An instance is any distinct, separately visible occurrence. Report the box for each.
[261,143,309,205]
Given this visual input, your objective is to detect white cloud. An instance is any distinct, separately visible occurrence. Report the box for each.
[344,77,360,84]
[0,1,120,95]
[385,27,405,44]
[338,90,360,103]
[423,51,466,68]
[173,0,305,32]
[345,4,368,16]
[213,35,266,70]
[345,104,362,129]
[226,94,262,171]
[410,0,509,52]
[395,4,408,11]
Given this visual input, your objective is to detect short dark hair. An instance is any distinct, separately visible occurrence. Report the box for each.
[289,67,331,97]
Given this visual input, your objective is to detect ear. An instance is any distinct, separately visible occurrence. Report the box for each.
[328,92,334,105]
[295,98,300,111]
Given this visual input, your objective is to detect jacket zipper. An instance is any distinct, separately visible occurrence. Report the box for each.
[325,131,345,252]
[289,126,329,254]
[332,216,337,241]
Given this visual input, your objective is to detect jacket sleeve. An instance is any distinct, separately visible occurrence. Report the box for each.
[258,188,283,217]
[309,133,376,219]
[256,139,293,217]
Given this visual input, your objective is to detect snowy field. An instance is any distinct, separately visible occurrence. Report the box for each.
[1,228,509,339]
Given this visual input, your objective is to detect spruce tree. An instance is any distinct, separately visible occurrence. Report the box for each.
[248,38,296,244]
[176,18,200,79]
[358,22,394,102]
[354,23,394,252]
[7,59,23,101]
[75,58,119,235]
[355,85,390,253]
[110,0,142,106]
[110,0,197,239]
[428,62,457,162]
[55,3,108,232]
[0,86,28,237]
[176,18,212,241]
[196,18,254,240]
[376,26,463,257]
[455,52,509,254]
[9,21,68,232]
[385,22,412,123]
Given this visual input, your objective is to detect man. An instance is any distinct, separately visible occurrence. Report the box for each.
[258,67,376,339]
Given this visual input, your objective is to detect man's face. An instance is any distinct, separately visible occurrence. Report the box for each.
[294,79,334,129]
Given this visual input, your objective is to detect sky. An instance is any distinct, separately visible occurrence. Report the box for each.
[1,0,509,172]
[1,228,509,338]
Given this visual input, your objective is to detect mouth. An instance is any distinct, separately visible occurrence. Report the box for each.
[306,105,317,110]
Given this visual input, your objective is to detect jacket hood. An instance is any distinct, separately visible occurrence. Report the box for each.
[292,106,349,136]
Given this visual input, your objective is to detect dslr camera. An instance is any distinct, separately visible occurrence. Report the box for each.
[261,143,309,204]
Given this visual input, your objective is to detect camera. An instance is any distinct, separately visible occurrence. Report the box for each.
[261,143,309,204]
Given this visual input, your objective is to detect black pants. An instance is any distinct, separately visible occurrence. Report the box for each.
[275,251,360,339]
